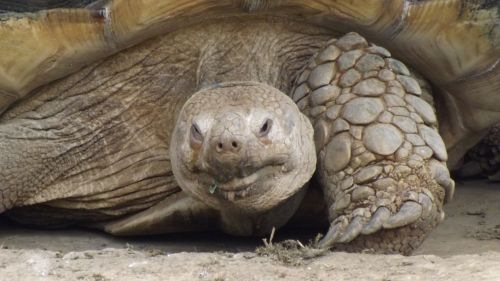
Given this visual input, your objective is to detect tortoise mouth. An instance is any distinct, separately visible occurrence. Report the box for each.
[198,163,291,200]
[218,165,285,190]
[218,165,287,201]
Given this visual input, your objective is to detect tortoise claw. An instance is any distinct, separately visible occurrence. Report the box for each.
[383,201,422,229]
[418,193,433,218]
[320,192,435,249]
[317,219,344,249]
[337,216,364,243]
[361,206,391,235]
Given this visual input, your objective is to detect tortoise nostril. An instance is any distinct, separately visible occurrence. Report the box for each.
[215,139,242,153]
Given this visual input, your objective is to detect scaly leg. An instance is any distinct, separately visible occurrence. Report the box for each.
[292,32,455,254]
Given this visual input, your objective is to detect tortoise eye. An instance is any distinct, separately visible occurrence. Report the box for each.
[258,118,273,137]
[190,123,203,146]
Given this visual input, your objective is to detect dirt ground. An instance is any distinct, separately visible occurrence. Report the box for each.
[0,180,499,281]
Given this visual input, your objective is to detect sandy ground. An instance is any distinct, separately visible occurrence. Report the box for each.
[0,180,499,281]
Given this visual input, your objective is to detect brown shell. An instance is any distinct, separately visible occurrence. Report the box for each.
[0,1,498,129]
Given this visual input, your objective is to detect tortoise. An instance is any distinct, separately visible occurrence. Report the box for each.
[0,0,498,255]
[457,124,500,181]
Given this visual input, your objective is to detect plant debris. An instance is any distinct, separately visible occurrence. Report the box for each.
[209,182,219,194]
[255,228,328,266]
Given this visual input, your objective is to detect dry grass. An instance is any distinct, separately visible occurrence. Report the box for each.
[255,227,328,266]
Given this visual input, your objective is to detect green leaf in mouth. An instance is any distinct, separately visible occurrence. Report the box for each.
[209,181,219,194]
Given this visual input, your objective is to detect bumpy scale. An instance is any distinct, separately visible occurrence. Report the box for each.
[292,32,455,254]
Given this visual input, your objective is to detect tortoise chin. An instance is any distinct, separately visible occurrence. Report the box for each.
[170,82,316,215]
[180,160,301,214]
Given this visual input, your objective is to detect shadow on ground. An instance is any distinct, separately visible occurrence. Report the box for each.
[1,180,499,256]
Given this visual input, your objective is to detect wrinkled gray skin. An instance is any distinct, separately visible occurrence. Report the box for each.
[0,18,453,255]
[0,19,329,232]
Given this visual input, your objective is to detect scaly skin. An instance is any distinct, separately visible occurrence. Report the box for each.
[291,33,455,254]
[0,20,455,254]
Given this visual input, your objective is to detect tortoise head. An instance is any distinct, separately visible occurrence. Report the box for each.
[170,82,316,215]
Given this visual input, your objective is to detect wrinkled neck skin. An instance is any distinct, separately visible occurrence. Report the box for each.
[170,82,316,236]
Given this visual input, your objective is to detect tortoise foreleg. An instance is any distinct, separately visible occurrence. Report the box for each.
[291,32,455,254]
